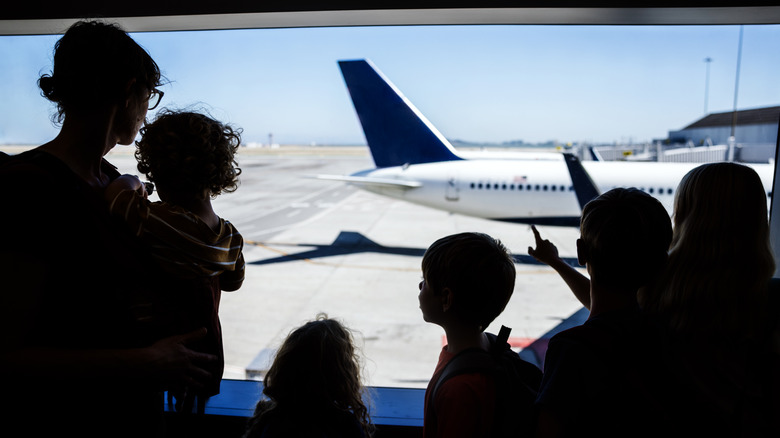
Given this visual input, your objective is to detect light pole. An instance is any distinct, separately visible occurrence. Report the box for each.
[703,57,712,115]
[731,25,744,139]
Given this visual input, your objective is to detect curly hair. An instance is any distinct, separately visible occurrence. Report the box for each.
[245,314,373,438]
[135,110,242,200]
[38,20,162,122]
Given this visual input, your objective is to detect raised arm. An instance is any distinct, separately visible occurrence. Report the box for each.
[528,225,592,310]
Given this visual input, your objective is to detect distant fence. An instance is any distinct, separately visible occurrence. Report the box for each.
[658,145,728,162]
[590,143,774,163]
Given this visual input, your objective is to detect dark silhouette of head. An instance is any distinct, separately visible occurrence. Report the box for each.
[257,314,372,436]
[644,162,774,339]
[38,20,162,121]
[579,187,672,293]
[422,232,515,331]
[135,110,242,200]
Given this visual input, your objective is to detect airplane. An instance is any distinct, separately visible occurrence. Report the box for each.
[318,59,775,227]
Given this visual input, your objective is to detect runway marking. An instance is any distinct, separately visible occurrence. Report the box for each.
[254,184,347,218]
[248,189,359,237]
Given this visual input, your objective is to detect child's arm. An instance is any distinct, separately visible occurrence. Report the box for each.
[528,225,592,310]
[105,174,147,203]
[220,251,245,292]
[104,175,151,237]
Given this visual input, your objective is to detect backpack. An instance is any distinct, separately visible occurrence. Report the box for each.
[430,326,543,437]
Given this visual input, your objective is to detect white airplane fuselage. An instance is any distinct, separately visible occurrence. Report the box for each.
[352,157,774,223]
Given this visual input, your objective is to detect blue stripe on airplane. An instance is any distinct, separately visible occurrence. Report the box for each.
[494,216,582,227]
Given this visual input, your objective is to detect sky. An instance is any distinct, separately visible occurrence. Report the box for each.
[1,24,779,146]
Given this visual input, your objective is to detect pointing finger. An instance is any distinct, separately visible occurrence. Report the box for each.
[531,225,543,243]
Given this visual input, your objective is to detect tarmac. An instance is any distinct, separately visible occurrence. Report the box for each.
[5,144,586,389]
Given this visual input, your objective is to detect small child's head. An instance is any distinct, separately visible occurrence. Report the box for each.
[578,188,672,292]
[421,232,515,331]
[263,314,368,421]
[135,109,242,200]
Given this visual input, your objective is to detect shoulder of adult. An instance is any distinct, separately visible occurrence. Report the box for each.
[101,158,121,180]
[769,277,780,297]
[0,150,73,206]
[763,278,780,336]
[0,149,74,181]
[1,149,48,169]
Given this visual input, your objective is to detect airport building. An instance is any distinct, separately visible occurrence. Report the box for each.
[667,105,780,162]
[590,105,779,163]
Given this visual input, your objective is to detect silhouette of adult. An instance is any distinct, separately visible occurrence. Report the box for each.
[0,20,216,437]
[530,162,779,436]
[638,162,778,436]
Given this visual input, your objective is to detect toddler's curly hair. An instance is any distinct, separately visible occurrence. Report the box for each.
[136,110,242,199]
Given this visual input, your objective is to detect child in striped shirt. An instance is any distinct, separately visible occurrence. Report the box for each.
[105,109,245,412]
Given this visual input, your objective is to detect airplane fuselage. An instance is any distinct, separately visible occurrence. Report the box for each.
[352,158,774,226]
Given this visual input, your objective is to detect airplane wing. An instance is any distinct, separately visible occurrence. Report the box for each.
[314,174,422,189]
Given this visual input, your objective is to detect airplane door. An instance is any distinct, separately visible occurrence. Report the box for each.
[446,175,459,201]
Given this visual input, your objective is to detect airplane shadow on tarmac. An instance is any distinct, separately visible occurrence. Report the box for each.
[247,230,580,267]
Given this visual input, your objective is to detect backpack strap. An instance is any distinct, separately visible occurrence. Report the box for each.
[493,325,511,354]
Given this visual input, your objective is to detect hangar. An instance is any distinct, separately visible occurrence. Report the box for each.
[668,105,780,162]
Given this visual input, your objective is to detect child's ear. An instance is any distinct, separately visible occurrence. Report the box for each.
[576,238,589,266]
[441,287,453,312]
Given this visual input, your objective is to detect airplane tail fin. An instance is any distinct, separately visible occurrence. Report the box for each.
[338,59,463,168]
[588,146,602,161]
[563,153,601,211]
